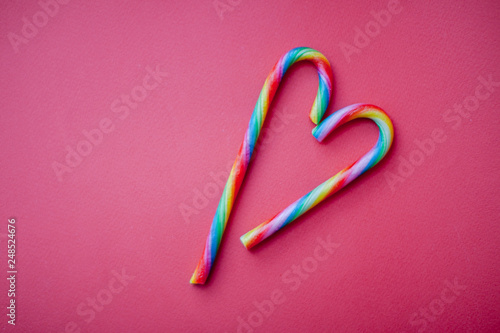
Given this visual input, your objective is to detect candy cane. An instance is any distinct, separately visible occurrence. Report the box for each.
[240,103,394,249]
[190,47,334,284]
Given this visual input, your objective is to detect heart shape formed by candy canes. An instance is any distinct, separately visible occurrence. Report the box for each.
[190,47,394,284]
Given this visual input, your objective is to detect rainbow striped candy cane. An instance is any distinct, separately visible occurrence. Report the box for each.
[240,103,394,249]
[190,47,334,284]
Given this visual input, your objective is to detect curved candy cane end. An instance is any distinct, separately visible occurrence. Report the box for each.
[311,125,326,143]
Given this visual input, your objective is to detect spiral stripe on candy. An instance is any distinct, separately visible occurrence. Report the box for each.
[190,47,334,284]
[240,104,394,250]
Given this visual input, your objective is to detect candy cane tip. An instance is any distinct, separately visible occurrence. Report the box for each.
[190,271,206,285]
[311,126,324,143]
[240,234,252,250]
[189,276,198,284]
[190,278,204,285]
[310,114,319,125]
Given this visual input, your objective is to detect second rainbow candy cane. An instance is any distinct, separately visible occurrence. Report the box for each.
[190,47,334,284]
[240,103,394,249]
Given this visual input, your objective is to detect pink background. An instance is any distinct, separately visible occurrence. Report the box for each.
[1,0,499,332]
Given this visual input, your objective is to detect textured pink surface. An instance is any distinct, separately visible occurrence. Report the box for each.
[1,1,499,332]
